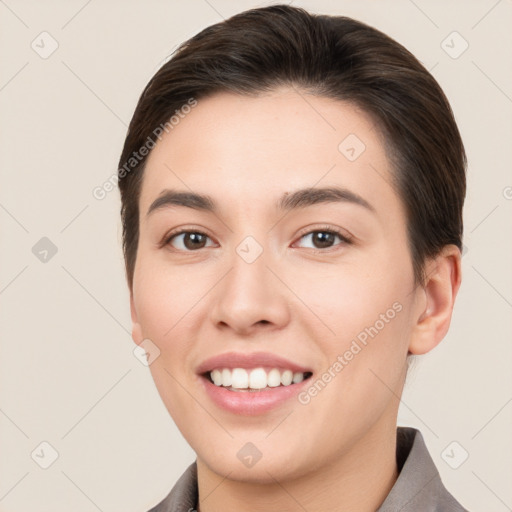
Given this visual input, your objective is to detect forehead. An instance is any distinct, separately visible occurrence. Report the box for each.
[139,88,401,224]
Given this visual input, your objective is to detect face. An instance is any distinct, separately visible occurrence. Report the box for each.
[130,88,425,482]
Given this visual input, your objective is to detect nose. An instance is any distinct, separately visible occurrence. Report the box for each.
[209,246,291,336]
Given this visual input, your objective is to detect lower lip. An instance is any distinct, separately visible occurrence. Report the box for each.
[199,375,311,415]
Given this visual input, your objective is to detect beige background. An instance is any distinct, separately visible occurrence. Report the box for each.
[1,0,511,511]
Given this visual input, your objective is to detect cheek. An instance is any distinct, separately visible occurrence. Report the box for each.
[132,256,211,416]
[134,254,207,340]
[289,253,408,338]
[134,257,205,425]
[296,301,411,447]
[289,251,412,392]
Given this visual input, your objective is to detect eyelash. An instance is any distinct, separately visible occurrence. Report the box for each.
[161,225,353,253]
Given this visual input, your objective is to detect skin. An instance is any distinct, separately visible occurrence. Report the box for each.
[129,87,461,511]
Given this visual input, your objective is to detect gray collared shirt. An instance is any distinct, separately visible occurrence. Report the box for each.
[147,427,469,511]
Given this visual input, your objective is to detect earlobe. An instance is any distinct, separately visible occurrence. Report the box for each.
[408,245,462,355]
[130,291,144,346]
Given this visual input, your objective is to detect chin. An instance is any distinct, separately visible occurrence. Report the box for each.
[193,434,317,484]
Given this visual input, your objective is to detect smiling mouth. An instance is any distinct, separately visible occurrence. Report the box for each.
[202,367,313,392]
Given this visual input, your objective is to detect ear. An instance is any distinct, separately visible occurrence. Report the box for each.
[130,290,144,346]
[408,244,462,355]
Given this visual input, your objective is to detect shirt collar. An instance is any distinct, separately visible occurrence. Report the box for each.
[376,427,467,511]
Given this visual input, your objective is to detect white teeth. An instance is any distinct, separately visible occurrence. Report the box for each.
[221,368,232,387]
[280,370,293,386]
[249,368,267,389]
[209,367,309,390]
[231,368,249,389]
[267,368,281,387]
[292,372,304,384]
[211,369,222,386]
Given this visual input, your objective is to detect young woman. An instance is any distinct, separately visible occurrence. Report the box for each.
[117,5,468,511]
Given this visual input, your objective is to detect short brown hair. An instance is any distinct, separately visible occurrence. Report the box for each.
[117,4,466,292]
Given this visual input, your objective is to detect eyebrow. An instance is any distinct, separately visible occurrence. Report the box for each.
[146,186,376,217]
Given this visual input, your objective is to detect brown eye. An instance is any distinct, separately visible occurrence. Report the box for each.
[295,229,351,250]
[310,231,336,249]
[166,231,214,251]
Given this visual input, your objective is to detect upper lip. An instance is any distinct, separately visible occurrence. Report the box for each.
[196,351,313,375]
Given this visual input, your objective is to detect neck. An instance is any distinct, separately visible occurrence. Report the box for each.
[195,421,399,512]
